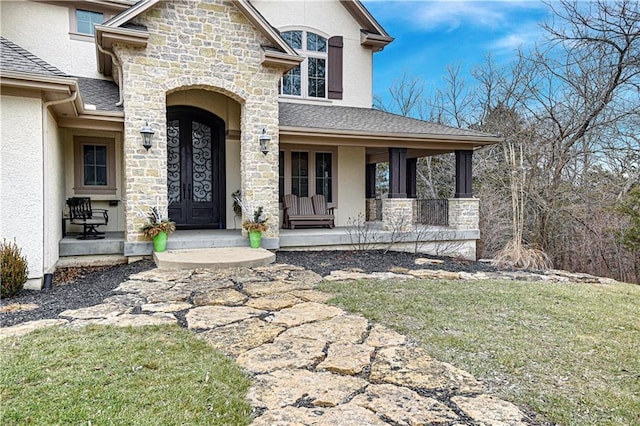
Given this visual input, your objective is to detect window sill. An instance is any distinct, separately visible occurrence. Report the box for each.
[279,96,333,105]
[69,32,95,42]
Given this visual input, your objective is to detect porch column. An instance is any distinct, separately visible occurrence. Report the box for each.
[388,148,407,198]
[365,162,377,221]
[365,163,376,198]
[455,150,473,198]
[406,157,417,198]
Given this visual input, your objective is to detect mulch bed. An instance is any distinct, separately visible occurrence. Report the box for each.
[1,250,500,328]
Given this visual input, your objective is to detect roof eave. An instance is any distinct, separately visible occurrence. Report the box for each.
[232,0,300,57]
[340,0,392,39]
[360,32,393,52]
[95,25,149,75]
[262,50,304,71]
[279,125,503,146]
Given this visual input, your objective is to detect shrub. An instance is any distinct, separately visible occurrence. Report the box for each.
[1,239,29,298]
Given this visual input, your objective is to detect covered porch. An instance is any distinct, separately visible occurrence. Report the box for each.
[58,207,480,264]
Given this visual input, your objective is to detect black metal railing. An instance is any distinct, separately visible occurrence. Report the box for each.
[415,199,449,226]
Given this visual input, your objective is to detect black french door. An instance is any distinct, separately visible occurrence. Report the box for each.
[167,106,225,229]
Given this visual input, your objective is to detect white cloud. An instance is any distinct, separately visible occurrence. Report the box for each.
[488,21,544,53]
[364,0,547,32]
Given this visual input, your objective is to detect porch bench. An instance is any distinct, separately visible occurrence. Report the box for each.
[283,194,335,229]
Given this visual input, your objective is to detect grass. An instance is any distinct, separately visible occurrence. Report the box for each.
[319,278,640,425]
[0,325,251,425]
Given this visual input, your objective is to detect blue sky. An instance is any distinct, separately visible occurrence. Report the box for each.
[362,0,553,106]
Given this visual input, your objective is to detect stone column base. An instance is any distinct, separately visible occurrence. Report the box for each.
[381,198,414,232]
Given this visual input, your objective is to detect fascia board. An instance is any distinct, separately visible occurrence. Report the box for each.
[232,0,300,57]
[279,126,502,146]
[263,50,305,71]
[0,71,76,93]
[103,0,160,27]
[341,0,392,39]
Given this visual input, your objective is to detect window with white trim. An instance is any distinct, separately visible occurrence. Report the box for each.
[281,30,327,98]
[76,9,103,36]
[74,137,116,195]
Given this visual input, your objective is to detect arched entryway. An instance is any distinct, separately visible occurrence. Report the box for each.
[167,106,226,229]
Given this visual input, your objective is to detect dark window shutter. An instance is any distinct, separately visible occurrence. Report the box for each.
[328,36,343,100]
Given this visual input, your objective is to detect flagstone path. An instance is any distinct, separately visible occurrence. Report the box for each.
[1,264,538,425]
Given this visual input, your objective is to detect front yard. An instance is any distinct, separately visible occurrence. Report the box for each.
[319,278,640,425]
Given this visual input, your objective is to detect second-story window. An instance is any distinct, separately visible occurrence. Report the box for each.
[76,9,103,36]
[281,30,327,99]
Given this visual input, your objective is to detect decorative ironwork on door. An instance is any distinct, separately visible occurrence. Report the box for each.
[191,122,212,203]
[166,106,225,229]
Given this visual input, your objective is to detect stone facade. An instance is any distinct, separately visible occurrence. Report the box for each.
[381,198,414,232]
[448,198,480,230]
[365,198,377,222]
[114,0,283,251]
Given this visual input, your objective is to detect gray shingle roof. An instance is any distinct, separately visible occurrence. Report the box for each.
[279,102,496,139]
[0,36,67,77]
[75,77,123,112]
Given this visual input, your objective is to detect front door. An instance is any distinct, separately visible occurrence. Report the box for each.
[167,106,225,229]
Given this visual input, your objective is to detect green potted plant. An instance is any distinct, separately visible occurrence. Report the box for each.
[233,195,268,248]
[140,206,176,252]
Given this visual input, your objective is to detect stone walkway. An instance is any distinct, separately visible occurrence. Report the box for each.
[1,264,540,425]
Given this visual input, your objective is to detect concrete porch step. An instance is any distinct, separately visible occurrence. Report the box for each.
[153,247,275,269]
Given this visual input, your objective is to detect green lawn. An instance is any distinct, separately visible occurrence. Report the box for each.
[319,278,640,425]
[0,325,251,425]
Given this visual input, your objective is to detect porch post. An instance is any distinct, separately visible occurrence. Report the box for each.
[388,148,407,198]
[406,157,417,198]
[365,163,376,199]
[455,150,473,198]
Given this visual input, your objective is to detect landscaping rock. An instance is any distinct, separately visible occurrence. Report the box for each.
[199,318,285,358]
[192,288,247,306]
[114,279,174,293]
[316,342,373,375]
[236,336,326,373]
[248,369,367,409]
[0,319,68,339]
[245,293,302,311]
[370,345,484,394]
[278,314,369,344]
[452,394,528,426]
[141,302,192,312]
[365,324,408,347]
[59,303,131,319]
[70,313,176,328]
[268,302,343,327]
[185,305,263,329]
[351,383,459,424]
[243,279,316,297]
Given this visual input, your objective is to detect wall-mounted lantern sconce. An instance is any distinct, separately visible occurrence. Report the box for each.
[140,121,155,151]
[259,127,271,155]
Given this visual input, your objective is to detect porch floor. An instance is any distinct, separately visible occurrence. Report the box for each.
[59,224,474,257]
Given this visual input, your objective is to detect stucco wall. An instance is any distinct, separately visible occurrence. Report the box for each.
[336,146,365,225]
[114,0,282,249]
[0,1,103,79]
[253,0,373,108]
[44,108,64,273]
[0,94,44,286]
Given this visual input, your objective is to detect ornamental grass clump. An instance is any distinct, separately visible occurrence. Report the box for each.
[140,206,176,238]
[1,239,29,298]
[233,195,268,232]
